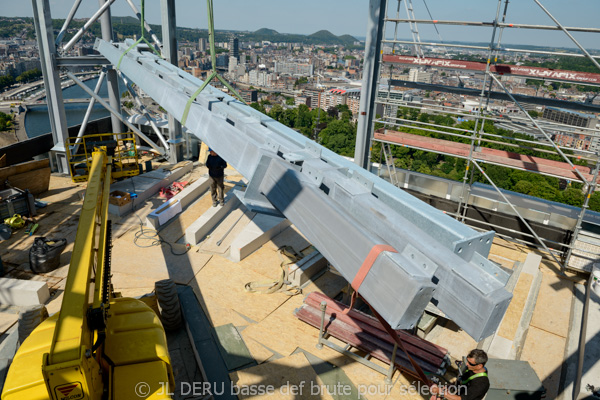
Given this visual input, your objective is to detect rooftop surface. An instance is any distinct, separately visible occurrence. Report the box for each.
[0,162,587,400]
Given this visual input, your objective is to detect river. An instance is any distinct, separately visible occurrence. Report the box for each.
[24,76,126,138]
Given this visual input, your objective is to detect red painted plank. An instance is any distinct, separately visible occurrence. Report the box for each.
[303,292,448,360]
[382,55,600,85]
[375,130,594,182]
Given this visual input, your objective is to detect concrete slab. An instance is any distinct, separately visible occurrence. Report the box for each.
[562,283,584,400]
[522,253,542,275]
[487,335,513,359]
[229,214,291,262]
[0,278,49,306]
[185,191,241,246]
[146,177,210,229]
[200,207,255,254]
[288,251,327,288]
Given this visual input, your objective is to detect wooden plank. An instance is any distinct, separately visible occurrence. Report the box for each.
[0,159,49,182]
[6,167,51,195]
[212,324,256,371]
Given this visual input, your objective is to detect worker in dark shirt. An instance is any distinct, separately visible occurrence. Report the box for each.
[206,149,227,206]
[431,349,490,400]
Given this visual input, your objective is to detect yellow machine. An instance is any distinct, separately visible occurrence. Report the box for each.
[65,133,140,183]
[2,146,175,399]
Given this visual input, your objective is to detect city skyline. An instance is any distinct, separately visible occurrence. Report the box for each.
[1,0,598,50]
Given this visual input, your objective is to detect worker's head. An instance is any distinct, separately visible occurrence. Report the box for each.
[209,149,217,156]
[466,349,487,370]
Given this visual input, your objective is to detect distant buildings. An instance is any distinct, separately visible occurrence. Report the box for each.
[274,61,314,77]
[229,37,239,62]
[542,107,598,129]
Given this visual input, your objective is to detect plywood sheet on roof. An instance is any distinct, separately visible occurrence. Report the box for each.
[240,332,274,365]
[111,231,212,285]
[229,352,334,400]
[187,256,291,323]
[520,325,565,400]
[530,271,572,338]
[241,295,346,365]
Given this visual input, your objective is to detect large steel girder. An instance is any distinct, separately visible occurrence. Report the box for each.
[96,39,512,341]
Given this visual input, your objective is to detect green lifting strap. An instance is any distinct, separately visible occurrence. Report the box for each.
[461,371,488,384]
[116,0,161,70]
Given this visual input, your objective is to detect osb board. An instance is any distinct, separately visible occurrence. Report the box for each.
[530,271,572,338]
[7,167,51,195]
[229,352,334,400]
[240,332,274,365]
[110,230,212,285]
[0,159,49,182]
[339,358,397,400]
[241,295,346,366]
[200,207,255,254]
[238,246,288,280]
[520,326,565,400]
[110,272,163,291]
[497,273,534,341]
[187,256,291,323]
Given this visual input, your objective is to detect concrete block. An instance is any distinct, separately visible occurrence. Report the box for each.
[288,251,327,288]
[184,192,241,246]
[522,253,542,276]
[146,177,210,229]
[0,278,50,306]
[108,163,193,216]
[488,335,513,359]
[229,214,291,262]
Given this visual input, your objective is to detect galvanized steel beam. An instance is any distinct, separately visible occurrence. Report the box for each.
[96,39,512,341]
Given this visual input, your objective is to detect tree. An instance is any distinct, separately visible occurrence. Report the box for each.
[250,102,266,114]
[528,110,539,118]
[285,97,295,106]
[268,104,284,121]
[318,119,356,157]
[0,75,15,91]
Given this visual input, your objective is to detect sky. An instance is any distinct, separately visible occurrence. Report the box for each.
[1,0,598,50]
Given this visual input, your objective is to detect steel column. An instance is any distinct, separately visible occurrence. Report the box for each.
[161,0,184,162]
[98,0,123,135]
[32,0,69,173]
[354,0,386,169]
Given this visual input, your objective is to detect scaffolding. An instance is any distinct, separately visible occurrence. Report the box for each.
[358,0,600,272]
